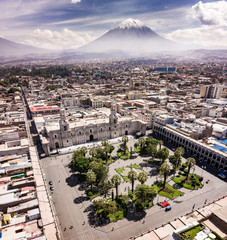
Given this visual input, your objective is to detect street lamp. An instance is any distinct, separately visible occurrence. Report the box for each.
[201,166,206,177]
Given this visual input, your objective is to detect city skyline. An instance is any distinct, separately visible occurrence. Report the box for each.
[0,0,227,50]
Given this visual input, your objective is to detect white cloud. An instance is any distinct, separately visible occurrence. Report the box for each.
[165,26,227,48]
[191,1,227,26]
[25,28,93,50]
[71,0,81,3]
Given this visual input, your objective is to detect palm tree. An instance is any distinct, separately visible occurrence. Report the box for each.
[101,138,109,147]
[157,147,169,164]
[174,147,185,169]
[86,169,96,192]
[186,157,196,179]
[138,172,148,184]
[111,174,121,198]
[122,135,129,155]
[80,146,87,156]
[89,148,97,158]
[158,140,163,150]
[138,137,146,148]
[128,170,137,192]
[104,144,111,163]
[159,162,171,188]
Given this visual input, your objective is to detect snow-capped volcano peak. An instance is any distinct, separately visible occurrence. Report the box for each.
[117,18,145,29]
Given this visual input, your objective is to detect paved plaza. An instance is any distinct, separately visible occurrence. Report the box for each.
[40,137,227,240]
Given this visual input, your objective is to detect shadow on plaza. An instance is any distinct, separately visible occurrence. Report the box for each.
[74,195,89,204]
[65,173,84,187]
[125,201,147,222]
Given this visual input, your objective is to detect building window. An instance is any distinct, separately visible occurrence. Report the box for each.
[64,126,67,131]
[90,129,92,133]
[67,140,69,143]
[55,135,57,138]
[126,124,127,128]
[109,127,111,130]
[101,128,102,132]
[79,131,82,135]
[114,119,116,124]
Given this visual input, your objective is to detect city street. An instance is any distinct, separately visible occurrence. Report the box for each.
[40,137,227,240]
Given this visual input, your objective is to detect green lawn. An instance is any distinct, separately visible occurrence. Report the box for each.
[172,174,203,190]
[116,164,144,182]
[130,163,140,169]
[117,149,131,159]
[108,211,124,222]
[180,225,202,240]
[116,167,124,174]
[86,190,100,200]
[123,176,130,182]
[153,181,184,199]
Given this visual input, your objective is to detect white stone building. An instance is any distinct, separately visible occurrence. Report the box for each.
[40,103,146,156]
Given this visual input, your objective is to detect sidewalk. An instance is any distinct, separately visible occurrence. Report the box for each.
[30,146,59,240]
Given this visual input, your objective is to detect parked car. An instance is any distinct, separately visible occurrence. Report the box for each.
[218,173,226,179]
[165,205,172,211]
[50,185,54,191]
[49,180,53,185]
[219,168,223,172]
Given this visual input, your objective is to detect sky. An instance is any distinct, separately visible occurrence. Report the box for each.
[0,0,227,50]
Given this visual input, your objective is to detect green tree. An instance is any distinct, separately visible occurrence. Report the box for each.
[94,199,105,211]
[174,147,185,169]
[86,169,96,192]
[121,135,129,155]
[72,155,91,174]
[135,184,157,204]
[138,172,148,184]
[156,147,169,164]
[111,174,122,198]
[80,146,87,156]
[104,144,111,163]
[89,148,97,158]
[99,180,112,198]
[101,138,109,147]
[169,155,178,171]
[145,137,158,147]
[128,170,137,192]
[186,157,196,179]
[138,137,146,148]
[158,140,163,150]
[159,162,171,188]
[147,144,157,159]
[103,201,118,215]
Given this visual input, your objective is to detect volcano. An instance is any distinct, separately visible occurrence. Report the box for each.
[78,18,178,55]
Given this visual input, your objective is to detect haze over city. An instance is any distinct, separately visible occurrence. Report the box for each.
[0,0,227,50]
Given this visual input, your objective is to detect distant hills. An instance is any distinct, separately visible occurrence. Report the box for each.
[0,37,46,57]
[0,18,227,61]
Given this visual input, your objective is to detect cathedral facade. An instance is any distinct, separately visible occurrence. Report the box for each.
[41,103,146,156]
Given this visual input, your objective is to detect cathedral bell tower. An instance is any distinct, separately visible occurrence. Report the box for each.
[59,107,69,131]
[109,101,118,125]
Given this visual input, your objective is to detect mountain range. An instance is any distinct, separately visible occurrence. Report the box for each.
[0,18,226,61]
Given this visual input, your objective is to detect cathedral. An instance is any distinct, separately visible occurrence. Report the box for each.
[40,102,146,156]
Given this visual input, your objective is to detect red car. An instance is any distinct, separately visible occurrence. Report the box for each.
[160,200,170,208]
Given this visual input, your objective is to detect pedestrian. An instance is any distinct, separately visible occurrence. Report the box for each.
[59,180,60,183]
[64,228,66,231]
[192,204,195,210]
[112,227,114,231]
[204,199,207,205]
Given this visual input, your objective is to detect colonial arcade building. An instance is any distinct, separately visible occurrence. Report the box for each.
[153,123,227,172]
